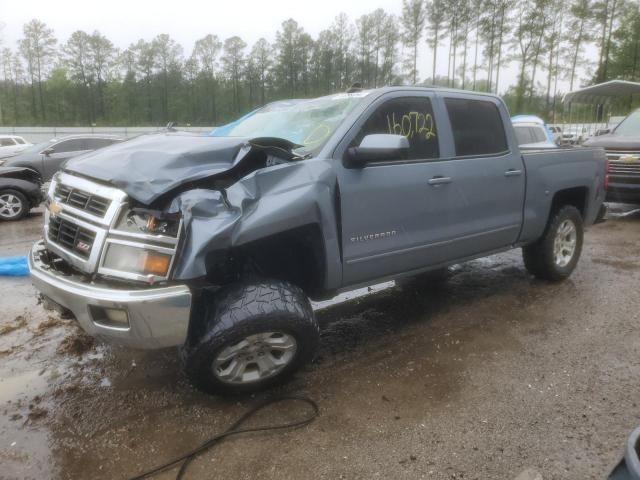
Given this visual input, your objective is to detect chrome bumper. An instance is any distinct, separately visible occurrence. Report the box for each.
[29,241,192,349]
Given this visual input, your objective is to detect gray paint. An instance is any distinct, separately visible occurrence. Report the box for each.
[59,86,606,293]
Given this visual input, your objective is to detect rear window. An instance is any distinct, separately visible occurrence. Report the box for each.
[444,98,508,156]
[531,127,547,143]
[14,137,26,144]
[514,126,533,145]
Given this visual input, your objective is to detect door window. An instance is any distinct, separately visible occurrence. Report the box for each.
[86,138,119,150]
[351,97,439,160]
[0,138,15,146]
[445,98,508,156]
[49,138,86,153]
[14,137,26,144]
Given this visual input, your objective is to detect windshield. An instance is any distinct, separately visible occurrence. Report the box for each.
[614,110,640,136]
[213,93,369,154]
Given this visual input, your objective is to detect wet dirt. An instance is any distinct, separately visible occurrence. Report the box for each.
[1,205,639,479]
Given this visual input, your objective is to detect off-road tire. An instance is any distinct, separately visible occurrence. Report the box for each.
[0,189,29,221]
[184,280,319,395]
[522,205,584,281]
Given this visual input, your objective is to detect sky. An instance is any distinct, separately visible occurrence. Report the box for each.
[0,0,588,95]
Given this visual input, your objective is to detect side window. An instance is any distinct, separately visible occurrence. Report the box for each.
[532,127,546,143]
[86,138,118,150]
[514,126,532,145]
[351,97,439,161]
[50,139,86,153]
[14,137,26,144]
[0,138,15,147]
[444,98,508,156]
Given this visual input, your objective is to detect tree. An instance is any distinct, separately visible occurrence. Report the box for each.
[400,0,427,83]
[427,0,447,84]
[565,0,594,91]
[221,36,247,114]
[19,19,57,122]
[193,34,222,122]
[274,19,308,96]
[88,31,116,120]
[62,31,94,123]
[594,0,621,82]
[249,38,272,105]
[152,34,183,123]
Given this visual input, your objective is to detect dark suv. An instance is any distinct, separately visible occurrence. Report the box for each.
[584,109,640,204]
[3,135,122,182]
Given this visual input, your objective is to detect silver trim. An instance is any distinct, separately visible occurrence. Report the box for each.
[29,241,192,349]
[45,210,109,273]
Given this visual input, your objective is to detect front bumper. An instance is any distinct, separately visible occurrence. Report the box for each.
[29,241,192,349]
[606,184,640,205]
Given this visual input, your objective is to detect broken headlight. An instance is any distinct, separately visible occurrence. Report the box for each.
[115,208,182,238]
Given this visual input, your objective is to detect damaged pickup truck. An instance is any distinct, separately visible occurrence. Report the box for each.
[29,87,607,394]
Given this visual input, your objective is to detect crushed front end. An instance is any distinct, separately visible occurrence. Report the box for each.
[29,171,192,348]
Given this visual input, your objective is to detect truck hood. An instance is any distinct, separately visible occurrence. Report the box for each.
[64,133,253,205]
[583,134,640,150]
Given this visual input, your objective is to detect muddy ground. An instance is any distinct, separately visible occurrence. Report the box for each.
[1,205,639,480]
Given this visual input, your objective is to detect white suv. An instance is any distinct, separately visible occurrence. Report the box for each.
[0,135,32,161]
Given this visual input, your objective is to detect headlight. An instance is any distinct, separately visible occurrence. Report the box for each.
[115,208,181,237]
[102,242,172,278]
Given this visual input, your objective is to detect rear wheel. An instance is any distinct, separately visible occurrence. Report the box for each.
[0,189,29,221]
[184,280,319,395]
[523,205,583,281]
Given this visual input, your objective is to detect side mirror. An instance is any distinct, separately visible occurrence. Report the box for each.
[42,147,54,156]
[595,128,610,136]
[344,134,409,168]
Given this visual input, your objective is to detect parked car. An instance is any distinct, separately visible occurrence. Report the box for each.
[0,167,43,221]
[584,108,640,204]
[29,87,606,395]
[0,135,32,161]
[3,134,123,182]
[512,120,558,149]
[548,125,563,143]
[561,126,588,145]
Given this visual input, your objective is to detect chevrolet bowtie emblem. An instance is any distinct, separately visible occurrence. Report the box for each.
[48,201,62,216]
[621,154,637,162]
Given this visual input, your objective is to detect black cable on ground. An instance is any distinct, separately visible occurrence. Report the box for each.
[127,395,319,480]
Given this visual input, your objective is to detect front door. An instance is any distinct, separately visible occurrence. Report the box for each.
[336,93,459,286]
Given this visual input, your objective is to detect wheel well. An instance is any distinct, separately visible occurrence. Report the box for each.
[204,224,327,299]
[550,187,588,218]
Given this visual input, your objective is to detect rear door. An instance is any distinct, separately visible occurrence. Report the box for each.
[438,95,525,256]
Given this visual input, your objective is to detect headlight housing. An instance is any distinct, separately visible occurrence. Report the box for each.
[102,242,172,278]
[100,208,182,283]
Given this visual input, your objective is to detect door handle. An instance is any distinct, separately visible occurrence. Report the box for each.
[428,176,452,185]
[504,169,522,177]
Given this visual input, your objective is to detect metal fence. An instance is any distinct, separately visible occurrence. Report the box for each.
[0,126,215,144]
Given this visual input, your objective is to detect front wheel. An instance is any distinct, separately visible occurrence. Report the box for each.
[184,280,319,395]
[0,189,29,221]
[522,205,584,281]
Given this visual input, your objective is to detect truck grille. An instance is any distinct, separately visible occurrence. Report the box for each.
[54,184,111,217]
[48,216,96,259]
[605,150,640,161]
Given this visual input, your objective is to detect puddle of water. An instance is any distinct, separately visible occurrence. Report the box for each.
[0,368,51,405]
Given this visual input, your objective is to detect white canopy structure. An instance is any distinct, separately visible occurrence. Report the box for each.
[563,80,640,105]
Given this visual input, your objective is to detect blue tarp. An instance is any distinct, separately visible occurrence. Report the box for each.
[0,256,29,276]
